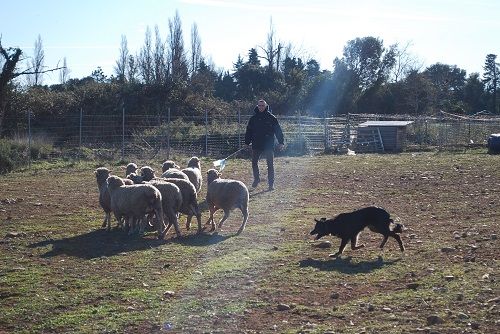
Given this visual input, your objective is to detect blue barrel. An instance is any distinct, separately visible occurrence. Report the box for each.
[488,134,500,154]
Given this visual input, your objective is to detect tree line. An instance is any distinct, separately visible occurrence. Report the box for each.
[1,11,499,137]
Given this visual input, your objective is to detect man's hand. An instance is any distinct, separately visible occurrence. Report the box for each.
[245,144,252,150]
[277,143,285,151]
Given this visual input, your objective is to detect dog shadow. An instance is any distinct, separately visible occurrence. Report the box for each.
[299,255,402,274]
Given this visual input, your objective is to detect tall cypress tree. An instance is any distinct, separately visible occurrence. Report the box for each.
[483,54,499,113]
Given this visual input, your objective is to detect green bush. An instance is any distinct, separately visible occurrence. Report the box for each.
[0,139,54,174]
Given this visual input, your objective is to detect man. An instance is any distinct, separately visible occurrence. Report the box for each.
[244,99,285,191]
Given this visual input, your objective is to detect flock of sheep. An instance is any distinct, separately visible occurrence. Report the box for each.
[94,157,249,240]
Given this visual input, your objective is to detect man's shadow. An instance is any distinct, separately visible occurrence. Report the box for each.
[249,188,272,198]
[299,255,402,274]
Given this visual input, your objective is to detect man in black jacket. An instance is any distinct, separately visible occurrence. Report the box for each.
[244,99,284,191]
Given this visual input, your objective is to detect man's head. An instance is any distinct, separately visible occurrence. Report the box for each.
[257,99,267,112]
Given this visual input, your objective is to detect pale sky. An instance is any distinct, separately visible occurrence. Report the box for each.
[1,0,499,85]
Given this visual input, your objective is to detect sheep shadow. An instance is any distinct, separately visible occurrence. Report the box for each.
[28,228,167,259]
[171,231,231,247]
[299,255,401,274]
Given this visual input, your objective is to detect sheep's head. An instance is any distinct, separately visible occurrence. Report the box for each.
[206,169,221,184]
[95,167,111,185]
[140,166,156,181]
[187,156,201,169]
[107,175,125,189]
[127,172,145,184]
[162,160,179,172]
[125,162,138,176]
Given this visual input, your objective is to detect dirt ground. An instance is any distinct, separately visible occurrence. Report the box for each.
[0,152,498,333]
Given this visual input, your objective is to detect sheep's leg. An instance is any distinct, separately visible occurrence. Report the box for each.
[164,222,172,236]
[217,210,231,229]
[167,210,181,238]
[207,206,217,231]
[127,217,136,235]
[138,216,146,236]
[185,216,192,230]
[196,214,202,233]
[103,212,111,230]
[194,203,202,233]
[102,212,109,228]
[236,207,249,235]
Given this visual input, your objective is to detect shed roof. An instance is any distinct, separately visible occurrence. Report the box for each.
[358,121,413,127]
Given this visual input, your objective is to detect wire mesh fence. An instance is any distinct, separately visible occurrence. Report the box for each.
[3,108,500,164]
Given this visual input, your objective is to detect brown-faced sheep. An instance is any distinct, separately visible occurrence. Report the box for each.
[206,169,249,235]
[106,175,165,239]
[139,166,156,182]
[161,160,179,172]
[181,156,203,193]
[125,162,138,177]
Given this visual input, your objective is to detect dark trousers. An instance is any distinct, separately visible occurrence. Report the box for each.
[252,148,274,186]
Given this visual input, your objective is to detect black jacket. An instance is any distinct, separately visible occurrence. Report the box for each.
[244,105,284,151]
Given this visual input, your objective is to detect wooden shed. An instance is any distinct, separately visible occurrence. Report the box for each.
[355,121,413,153]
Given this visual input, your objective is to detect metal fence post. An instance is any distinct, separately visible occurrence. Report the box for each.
[238,108,241,150]
[78,107,83,161]
[121,101,125,161]
[298,113,302,142]
[324,110,329,150]
[167,107,171,159]
[27,110,32,169]
[205,109,208,156]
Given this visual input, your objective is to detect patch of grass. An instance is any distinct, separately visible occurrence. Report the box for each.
[1,152,499,333]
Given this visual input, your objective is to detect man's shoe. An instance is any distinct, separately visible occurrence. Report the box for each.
[268,185,274,191]
[251,179,260,188]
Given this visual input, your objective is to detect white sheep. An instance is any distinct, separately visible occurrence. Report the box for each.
[161,177,202,233]
[94,167,133,230]
[127,171,202,234]
[106,175,165,239]
[162,160,180,172]
[94,167,112,230]
[206,169,249,235]
[140,166,156,182]
[161,161,191,182]
[181,156,203,193]
[148,179,183,238]
[125,162,138,177]
[127,172,145,184]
